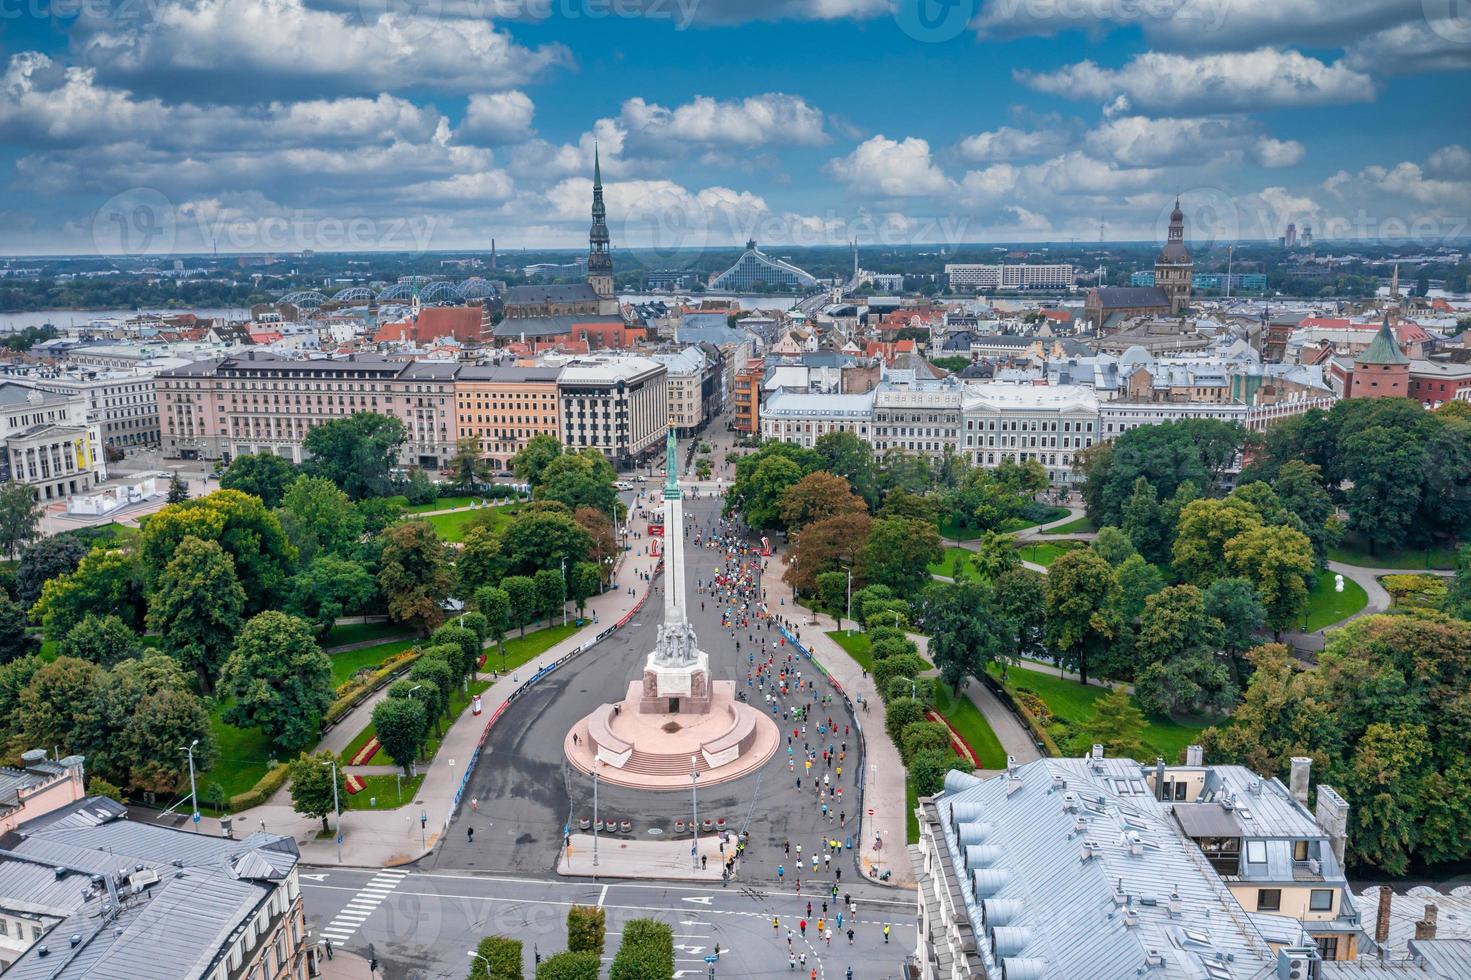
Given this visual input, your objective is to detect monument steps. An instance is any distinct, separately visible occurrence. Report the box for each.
[622,748,714,777]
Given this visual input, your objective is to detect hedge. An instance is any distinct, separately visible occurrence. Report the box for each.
[609,919,674,980]
[322,648,421,728]
[227,761,290,811]
[566,905,606,956]
[987,674,1060,757]
[467,935,522,980]
[534,951,599,980]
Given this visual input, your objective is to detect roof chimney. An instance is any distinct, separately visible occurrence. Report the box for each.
[1185,745,1203,766]
[1374,885,1392,946]
[1415,904,1438,941]
[1155,758,1166,801]
[1288,757,1312,805]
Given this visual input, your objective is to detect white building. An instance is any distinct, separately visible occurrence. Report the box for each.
[650,347,719,437]
[873,376,963,460]
[945,263,1075,292]
[759,389,875,446]
[27,370,161,450]
[557,355,668,469]
[960,383,1099,484]
[0,383,107,503]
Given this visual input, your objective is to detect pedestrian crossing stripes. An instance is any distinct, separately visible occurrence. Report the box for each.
[317,869,409,945]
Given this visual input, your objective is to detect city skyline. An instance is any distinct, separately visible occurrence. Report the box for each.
[0,1,1467,256]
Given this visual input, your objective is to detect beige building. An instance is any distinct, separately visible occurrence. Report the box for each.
[454,365,562,471]
[0,383,107,503]
[557,355,668,469]
[651,347,718,437]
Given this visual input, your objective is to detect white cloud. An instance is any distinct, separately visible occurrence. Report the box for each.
[75,0,573,99]
[1019,48,1375,114]
[1429,145,1471,177]
[826,136,954,197]
[1255,138,1305,168]
[955,126,1069,162]
[1085,115,1258,166]
[618,93,827,149]
[1346,17,1471,74]
[459,91,536,145]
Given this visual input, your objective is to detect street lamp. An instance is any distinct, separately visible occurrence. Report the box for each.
[593,762,601,869]
[467,951,490,974]
[180,739,200,832]
[897,676,919,700]
[321,758,342,863]
[560,558,568,627]
[845,567,853,636]
[690,755,700,872]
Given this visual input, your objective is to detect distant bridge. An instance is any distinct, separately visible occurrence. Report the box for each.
[276,277,498,309]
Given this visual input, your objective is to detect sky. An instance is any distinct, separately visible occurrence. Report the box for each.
[0,0,1468,257]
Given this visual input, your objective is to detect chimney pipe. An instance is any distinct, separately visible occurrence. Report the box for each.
[1375,886,1393,946]
[1185,745,1203,767]
[1415,904,1438,941]
[1288,757,1312,805]
[1155,758,1166,801]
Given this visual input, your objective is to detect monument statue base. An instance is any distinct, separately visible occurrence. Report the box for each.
[638,649,713,714]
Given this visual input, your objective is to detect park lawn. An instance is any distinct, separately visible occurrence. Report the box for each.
[1327,535,1460,570]
[1041,516,1097,535]
[931,683,1008,770]
[928,545,978,581]
[338,724,378,766]
[349,679,495,773]
[998,505,1071,534]
[1300,569,1369,631]
[381,494,477,513]
[329,639,416,687]
[487,620,583,672]
[425,502,522,542]
[827,630,932,673]
[205,701,276,803]
[997,665,1209,763]
[1014,540,1082,567]
[323,620,413,649]
[938,517,980,542]
[345,773,425,811]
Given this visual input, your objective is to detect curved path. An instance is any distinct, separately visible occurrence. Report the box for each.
[1280,560,1450,653]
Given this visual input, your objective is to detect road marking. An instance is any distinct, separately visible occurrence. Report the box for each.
[597,884,608,907]
[317,869,409,943]
[682,896,712,905]
[300,873,330,882]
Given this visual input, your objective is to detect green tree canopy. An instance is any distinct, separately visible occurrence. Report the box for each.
[0,481,43,559]
[285,555,376,638]
[145,535,246,693]
[140,489,296,614]
[302,411,407,500]
[31,546,146,639]
[219,452,297,508]
[378,521,453,634]
[1044,548,1118,686]
[222,612,334,752]
[288,751,347,833]
[15,533,89,608]
[58,613,142,667]
[1077,686,1149,760]
[278,475,365,563]
[372,695,428,776]
[857,517,941,596]
[925,581,1006,693]
[500,509,594,579]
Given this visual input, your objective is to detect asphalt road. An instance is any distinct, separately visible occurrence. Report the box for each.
[303,867,916,979]
[429,494,868,885]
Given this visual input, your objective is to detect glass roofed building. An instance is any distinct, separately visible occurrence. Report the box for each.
[709,240,820,291]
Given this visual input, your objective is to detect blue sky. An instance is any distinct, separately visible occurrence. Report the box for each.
[1,0,1468,255]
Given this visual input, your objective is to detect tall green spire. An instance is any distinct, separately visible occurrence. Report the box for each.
[593,143,602,190]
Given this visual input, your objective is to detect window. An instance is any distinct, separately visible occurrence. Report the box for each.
[1256,889,1281,912]
[1315,936,1340,961]
[1310,889,1334,912]
[1293,840,1310,862]
[1246,840,1267,864]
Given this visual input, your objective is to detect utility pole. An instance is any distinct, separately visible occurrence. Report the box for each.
[845,568,853,636]
[323,759,342,863]
[561,558,568,626]
[690,755,700,871]
[181,740,200,831]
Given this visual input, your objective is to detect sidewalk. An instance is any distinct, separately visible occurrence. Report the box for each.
[759,556,914,888]
[229,537,665,867]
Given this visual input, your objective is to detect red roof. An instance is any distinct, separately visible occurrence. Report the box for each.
[249,330,283,344]
[374,306,484,344]
[1299,317,1352,329]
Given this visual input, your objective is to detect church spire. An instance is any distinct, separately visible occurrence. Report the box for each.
[587,143,613,299]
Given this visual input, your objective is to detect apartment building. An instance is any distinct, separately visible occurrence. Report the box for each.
[556,355,668,469]
[454,365,561,471]
[944,263,1074,292]
[872,376,963,460]
[650,346,718,437]
[759,389,875,446]
[0,383,107,503]
[959,383,1099,484]
[0,796,315,980]
[733,358,763,434]
[17,370,161,450]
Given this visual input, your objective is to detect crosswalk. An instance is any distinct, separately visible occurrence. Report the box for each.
[317,869,409,946]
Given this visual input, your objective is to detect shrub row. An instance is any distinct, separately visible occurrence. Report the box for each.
[988,675,1061,757]
[228,761,291,811]
[609,919,673,980]
[466,935,522,980]
[323,648,421,728]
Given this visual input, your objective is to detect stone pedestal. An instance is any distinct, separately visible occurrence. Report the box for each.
[638,655,713,714]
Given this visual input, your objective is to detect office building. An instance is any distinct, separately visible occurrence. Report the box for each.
[25,370,161,450]
[0,383,107,503]
[453,365,561,472]
[651,346,720,437]
[759,389,875,446]
[556,355,668,469]
[943,263,1074,292]
[960,383,1099,484]
[872,376,963,460]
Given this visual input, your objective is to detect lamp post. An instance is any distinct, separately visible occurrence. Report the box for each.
[845,567,853,636]
[181,739,200,832]
[593,762,601,869]
[690,755,700,872]
[322,758,341,864]
[898,676,919,700]
[467,951,490,974]
[407,684,424,776]
[561,558,568,627]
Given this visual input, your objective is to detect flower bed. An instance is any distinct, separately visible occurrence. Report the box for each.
[925,708,979,769]
[349,737,381,767]
[344,773,366,795]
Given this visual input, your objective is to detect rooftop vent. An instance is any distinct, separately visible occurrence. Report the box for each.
[36,946,49,958]
[1113,878,1129,906]
[972,868,1012,898]
[53,866,67,880]
[992,926,1032,957]
[1168,888,1183,918]
[1124,907,1140,928]
[1080,840,1102,862]
[1144,949,1167,968]
[983,899,1024,928]
[69,935,81,948]
[1001,957,1047,980]
[1073,816,1088,834]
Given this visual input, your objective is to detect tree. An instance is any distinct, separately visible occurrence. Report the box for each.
[570,562,600,619]
[534,568,566,627]
[993,568,1046,664]
[449,436,489,494]
[222,612,334,752]
[167,472,190,504]
[0,594,34,664]
[1044,549,1117,685]
[430,623,481,684]
[876,447,933,498]
[19,656,105,762]
[403,467,438,507]
[378,520,453,634]
[779,471,867,531]
[567,905,607,956]
[815,430,879,507]
[1204,577,1266,659]
[1135,585,1216,670]
[373,695,428,776]
[884,697,926,744]
[535,951,600,980]
[140,489,296,614]
[468,936,524,980]
[503,575,537,637]
[285,555,375,637]
[1223,525,1316,634]
[15,533,89,608]
[1077,686,1148,759]
[457,525,507,599]
[278,475,364,562]
[909,749,957,796]
[878,490,939,524]
[926,581,1006,693]
[219,452,297,508]
[1082,418,1244,526]
[474,586,511,656]
[1111,554,1165,626]
[411,652,456,734]
[901,721,953,761]
[1091,526,1137,566]
[737,454,804,530]
[0,482,41,559]
[815,570,849,623]
[1135,651,1237,720]
[858,517,941,596]
[57,613,141,667]
[500,509,593,579]
[302,412,407,500]
[119,683,214,794]
[573,507,617,584]
[611,921,673,980]
[1120,478,1169,566]
[288,751,346,833]
[511,434,563,488]
[971,531,1021,581]
[1171,497,1263,587]
[784,512,870,596]
[31,546,146,639]
[146,536,246,693]
[1341,424,1424,552]
[537,450,618,516]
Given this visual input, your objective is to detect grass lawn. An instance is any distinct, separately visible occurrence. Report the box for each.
[342,679,494,779]
[338,724,379,766]
[827,630,932,672]
[346,773,425,811]
[488,620,583,672]
[425,502,521,542]
[999,505,1071,533]
[938,517,980,542]
[1300,569,1369,632]
[932,683,1008,769]
[381,494,479,513]
[323,620,412,649]
[329,638,416,687]
[1041,516,1097,535]
[928,545,979,581]
[205,701,276,804]
[1014,540,1082,567]
[1327,536,1460,570]
[997,665,1210,762]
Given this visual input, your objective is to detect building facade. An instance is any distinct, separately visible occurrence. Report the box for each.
[453,365,561,472]
[0,383,107,503]
[872,377,963,460]
[557,355,668,469]
[960,384,1099,484]
[733,358,762,434]
[709,241,820,291]
[27,371,160,450]
[943,263,1074,292]
[651,347,718,437]
[758,389,875,446]
[1155,197,1194,314]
